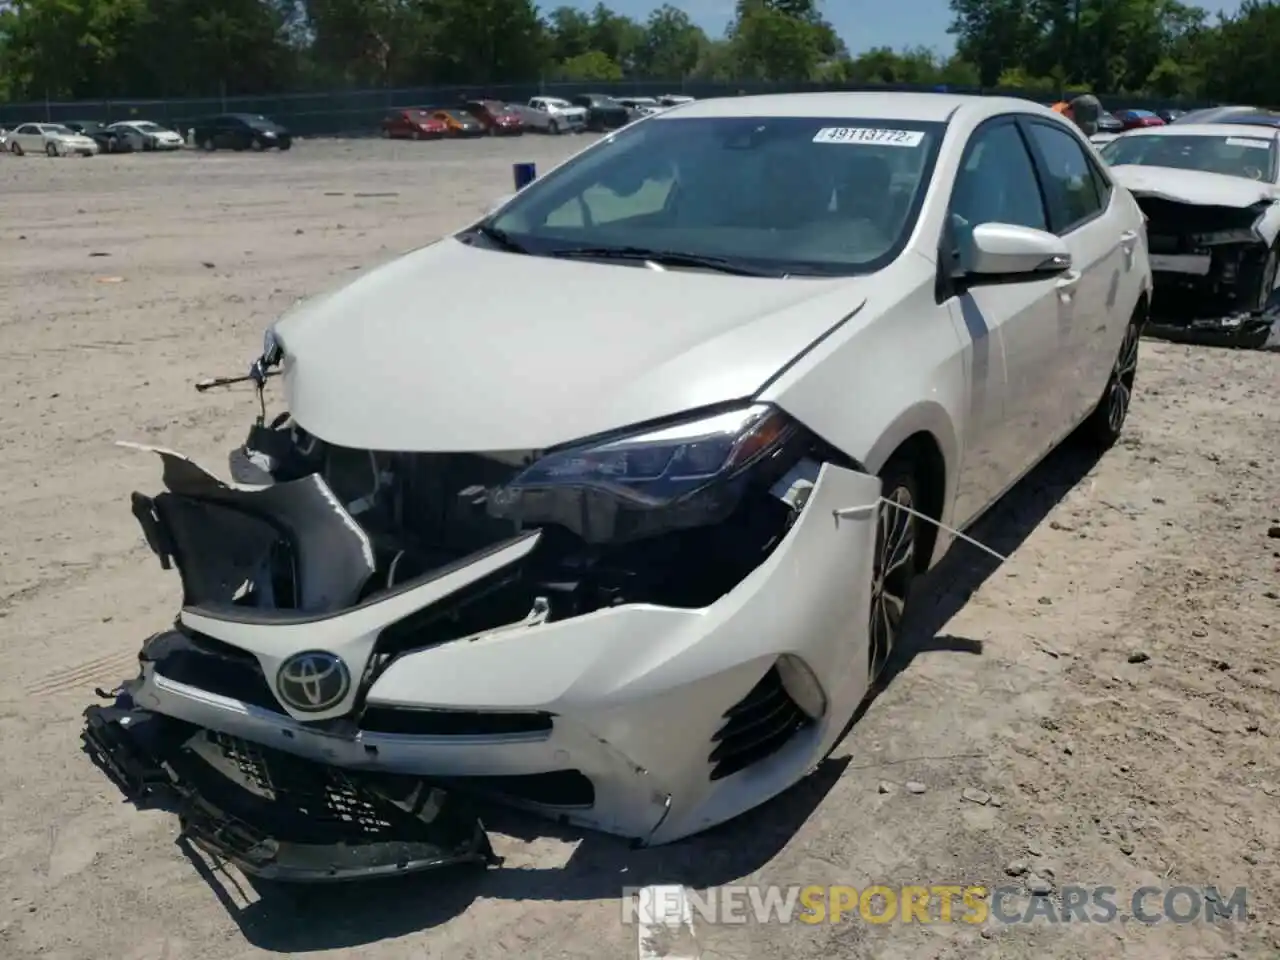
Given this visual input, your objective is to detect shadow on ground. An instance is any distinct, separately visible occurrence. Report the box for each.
[90,436,1106,952]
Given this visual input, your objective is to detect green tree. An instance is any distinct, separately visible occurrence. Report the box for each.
[556,49,622,81]
[730,0,826,81]
[635,5,706,80]
[545,5,592,63]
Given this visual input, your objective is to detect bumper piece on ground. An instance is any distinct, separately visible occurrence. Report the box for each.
[1144,311,1280,350]
[82,698,500,882]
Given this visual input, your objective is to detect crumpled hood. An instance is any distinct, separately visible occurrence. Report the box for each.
[1111,165,1279,208]
[273,238,862,452]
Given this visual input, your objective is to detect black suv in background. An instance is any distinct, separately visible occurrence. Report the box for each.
[185,114,292,151]
[569,93,631,132]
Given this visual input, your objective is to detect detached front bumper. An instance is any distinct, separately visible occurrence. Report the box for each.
[1144,311,1279,349]
[82,698,498,882]
[103,444,880,848]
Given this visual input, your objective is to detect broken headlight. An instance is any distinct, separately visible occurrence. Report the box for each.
[488,404,799,544]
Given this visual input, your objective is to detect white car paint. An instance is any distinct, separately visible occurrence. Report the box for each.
[107,120,185,151]
[120,92,1152,847]
[6,122,99,156]
[508,96,588,134]
[1102,124,1280,251]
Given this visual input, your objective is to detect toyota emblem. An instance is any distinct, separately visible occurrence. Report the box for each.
[276,651,351,712]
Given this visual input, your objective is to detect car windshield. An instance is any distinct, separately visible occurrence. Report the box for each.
[486,115,945,277]
[544,99,571,109]
[442,110,471,121]
[1101,133,1276,181]
[134,121,163,132]
[45,124,74,135]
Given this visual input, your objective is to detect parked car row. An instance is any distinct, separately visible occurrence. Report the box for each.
[379,93,697,139]
[2,118,185,156]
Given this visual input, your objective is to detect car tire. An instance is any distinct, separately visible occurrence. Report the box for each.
[1080,311,1142,449]
[868,455,923,684]
[199,137,214,151]
[548,119,560,135]
[10,140,23,156]
[46,141,59,157]
[279,141,291,151]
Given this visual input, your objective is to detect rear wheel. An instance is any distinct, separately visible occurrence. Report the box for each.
[869,456,923,683]
[46,141,59,157]
[1080,313,1141,449]
[548,119,560,135]
[199,137,214,151]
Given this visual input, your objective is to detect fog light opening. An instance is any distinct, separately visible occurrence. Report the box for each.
[775,654,827,720]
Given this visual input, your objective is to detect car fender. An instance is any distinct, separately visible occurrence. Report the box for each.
[1257,202,1280,247]
[756,254,966,530]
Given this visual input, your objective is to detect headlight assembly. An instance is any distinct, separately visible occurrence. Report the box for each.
[488,404,801,544]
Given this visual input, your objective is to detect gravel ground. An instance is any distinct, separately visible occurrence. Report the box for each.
[0,136,1277,960]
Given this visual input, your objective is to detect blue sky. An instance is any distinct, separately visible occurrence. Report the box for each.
[566,0,1249,56]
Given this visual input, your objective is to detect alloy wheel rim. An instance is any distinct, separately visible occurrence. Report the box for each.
[1107,324,1139,434]
[869,485,915,680]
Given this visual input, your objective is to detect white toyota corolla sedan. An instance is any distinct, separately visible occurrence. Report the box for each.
[88,92,1153,882]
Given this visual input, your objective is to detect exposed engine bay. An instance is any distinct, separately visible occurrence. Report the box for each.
[164,405,844,639]
[1138,196,1280,349]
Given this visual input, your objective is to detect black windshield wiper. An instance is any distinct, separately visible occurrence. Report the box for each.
[548,246,780,277]
[473,223,529,254]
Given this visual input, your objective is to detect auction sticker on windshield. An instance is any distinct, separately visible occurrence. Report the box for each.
[1225,137,1271,149]
[813,127,924,147]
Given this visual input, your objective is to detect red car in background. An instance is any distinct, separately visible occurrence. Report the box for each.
[463,100,525,136]
[1114,109,1166,131]
[381,109,448,140]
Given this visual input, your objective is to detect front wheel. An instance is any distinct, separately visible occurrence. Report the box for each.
[46,141,59,157]
[1080,315,1141,449]
[10,141,23,156]
[868,458,922,683]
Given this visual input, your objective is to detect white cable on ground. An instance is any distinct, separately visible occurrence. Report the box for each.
[833,497,1009,563]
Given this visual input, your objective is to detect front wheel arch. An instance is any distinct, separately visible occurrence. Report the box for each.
[878,432,947,574]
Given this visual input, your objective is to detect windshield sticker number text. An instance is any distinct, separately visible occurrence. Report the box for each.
[813,127,924,147]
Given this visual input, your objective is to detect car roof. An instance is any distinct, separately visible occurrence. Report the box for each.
[656,91,1061,124]
[1111,123,1279,139]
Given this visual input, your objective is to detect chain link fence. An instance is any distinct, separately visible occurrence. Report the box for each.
[0,81,1209,137]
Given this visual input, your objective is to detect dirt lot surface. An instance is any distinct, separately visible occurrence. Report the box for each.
[0,136,1277,960]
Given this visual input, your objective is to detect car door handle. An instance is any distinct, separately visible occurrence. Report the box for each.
[1055,270,1081,302]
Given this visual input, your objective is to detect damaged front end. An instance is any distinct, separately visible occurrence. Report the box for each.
[1139,196,1280,348]
[82,698,498,882]
[90,365,880,870]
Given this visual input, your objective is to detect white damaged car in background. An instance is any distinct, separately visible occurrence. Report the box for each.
[84,92,1152,883]
[1099,123,1280,349]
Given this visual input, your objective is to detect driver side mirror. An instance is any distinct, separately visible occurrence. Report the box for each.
[961,222,1071,282]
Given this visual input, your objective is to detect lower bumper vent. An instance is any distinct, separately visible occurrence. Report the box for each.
[709,664,811,781]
